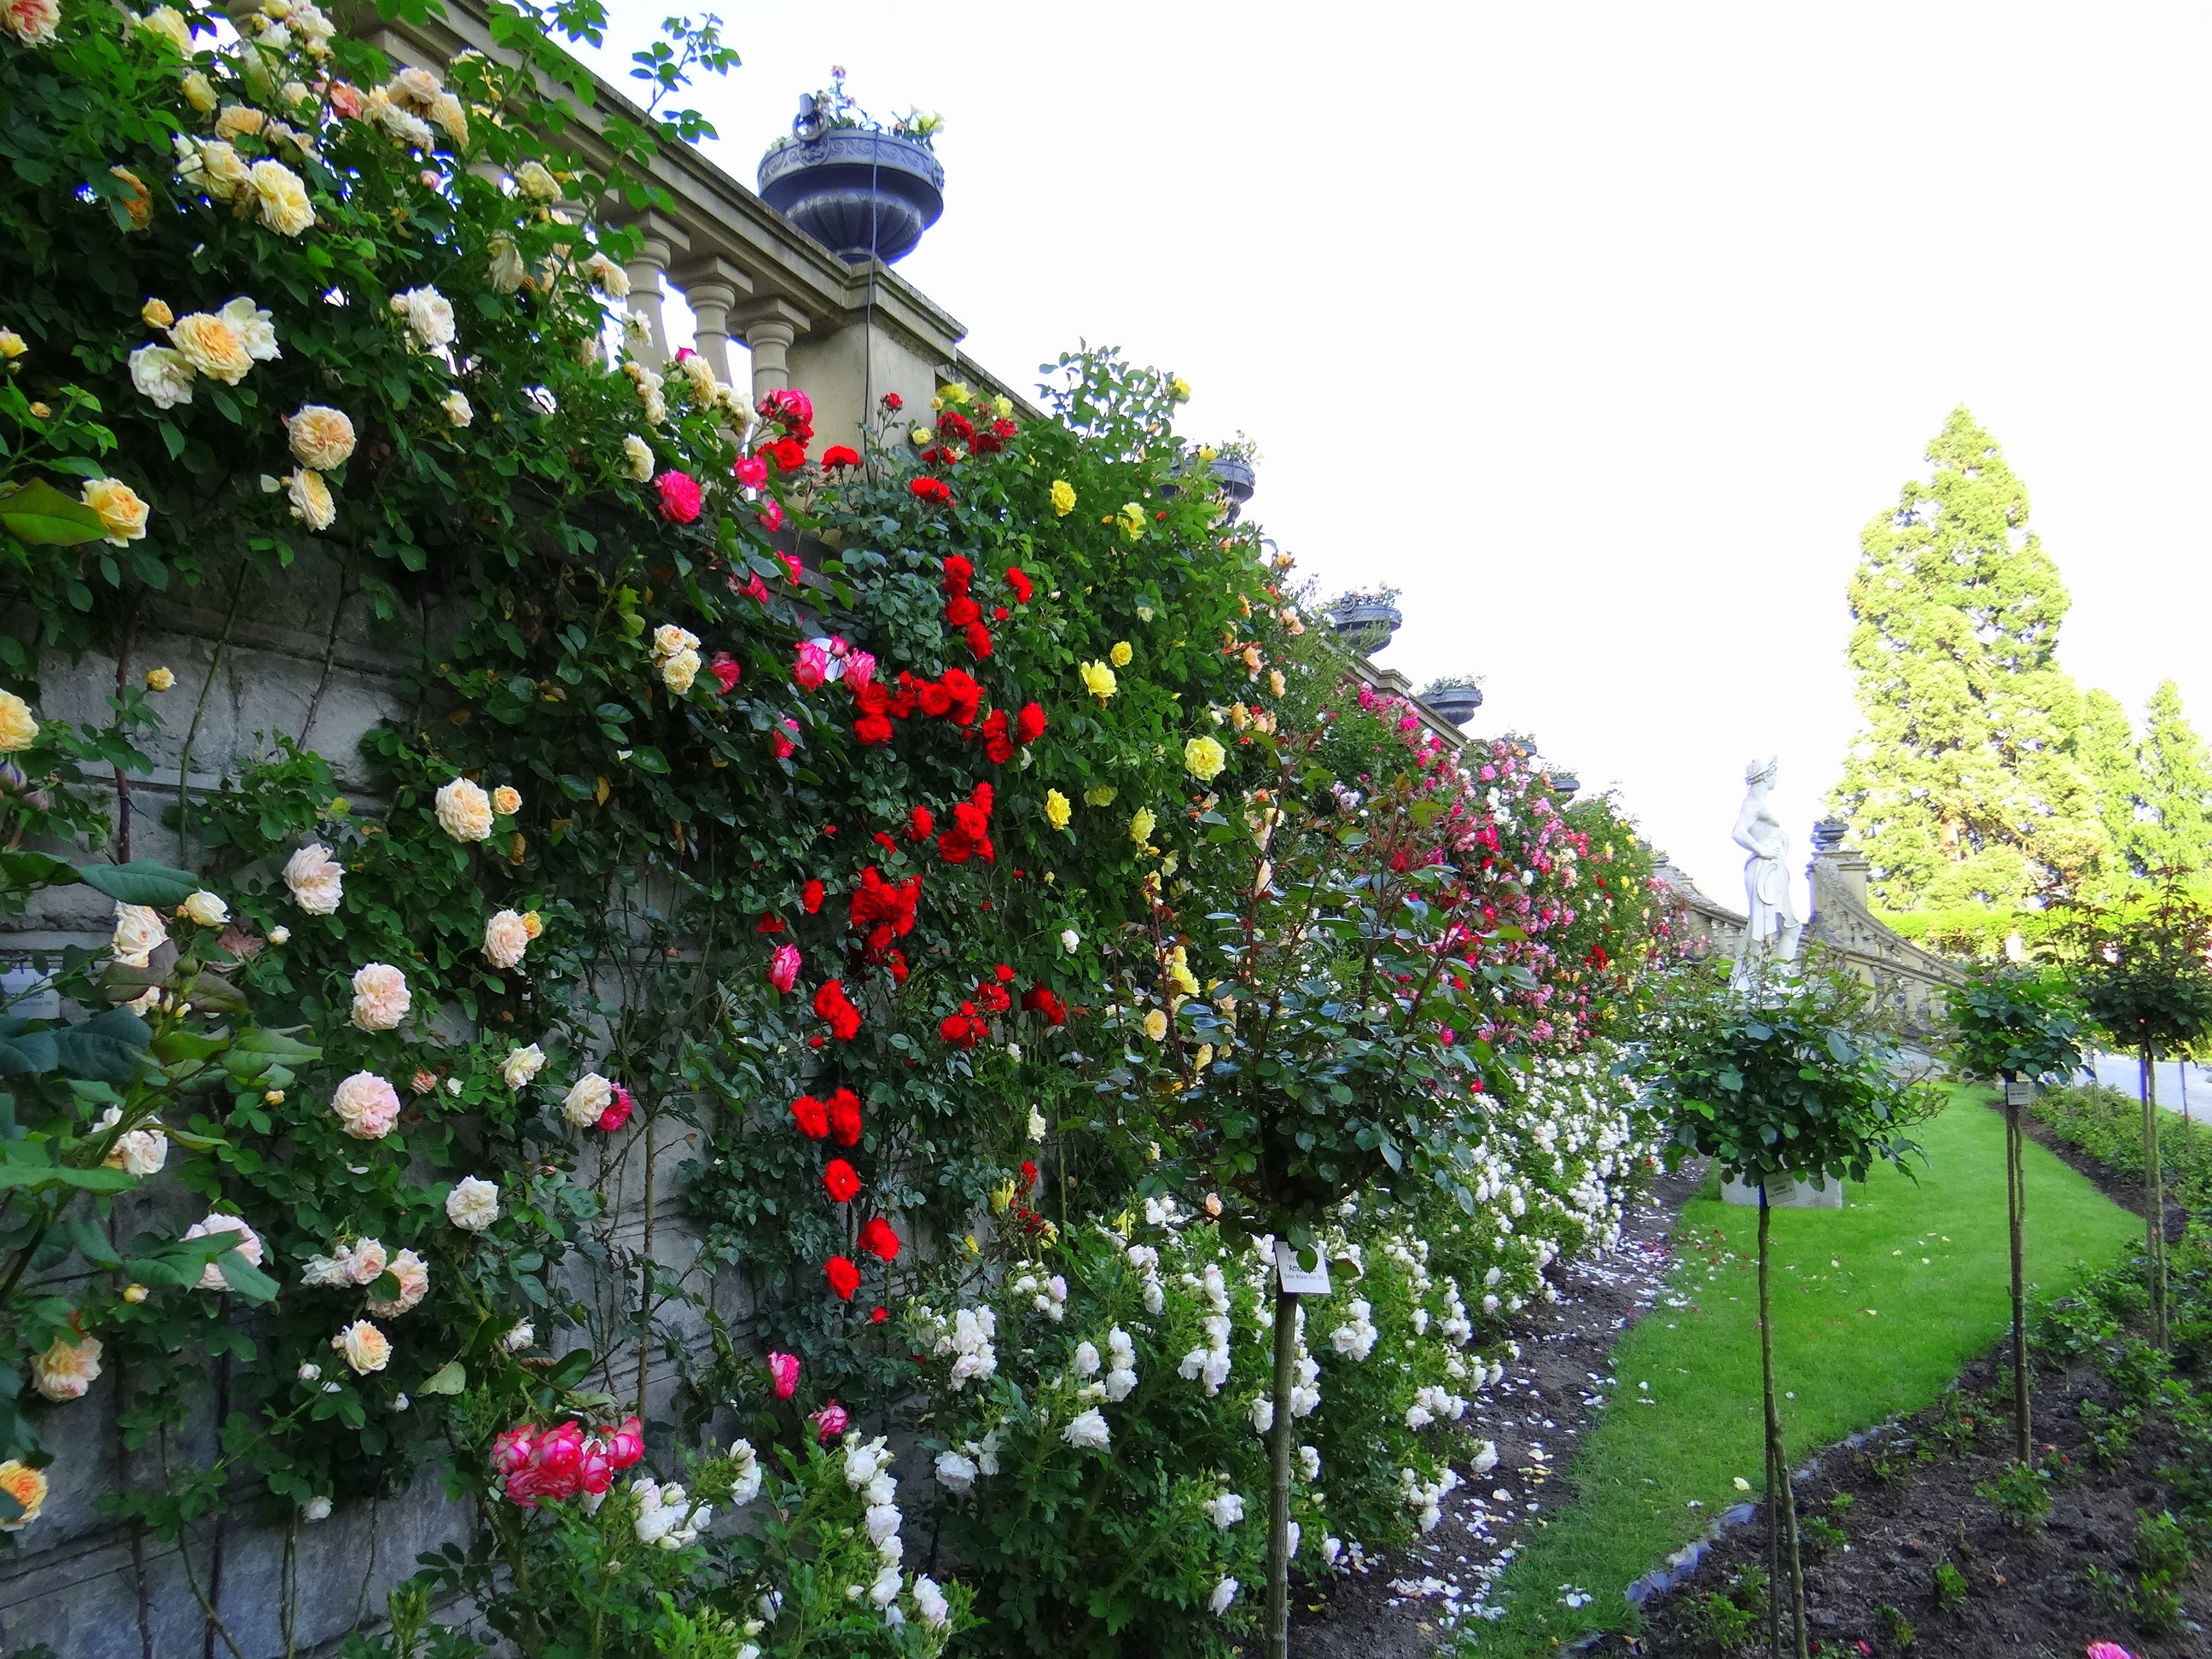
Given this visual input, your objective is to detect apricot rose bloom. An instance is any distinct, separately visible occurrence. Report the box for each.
[366,1249,429,1317]
[32,1333,103,1402]
[434,777,494,841]
[330,1071,402,1140]
[0,1461,48,1532]
[168,309,255,383]
[483,909,530,969]
[349,963,410,1032]
[3,0,60,46]
[286,405,357,470]
[182,1212,263,1289]
[492,785,521,817]
[333,1319,392,1375]
[82,479,150,546]
[0,690,39,753]
[287,469,335,531]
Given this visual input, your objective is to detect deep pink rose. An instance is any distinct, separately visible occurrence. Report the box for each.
[595,1085,634,1134]
[492,1424,538,1476]
[734,455,768,489]
[844,651,876,690]
[655,470,702,524]
[757,498,784,533]
[811,1399,848,1442]
[769,943,801,992]
[604,1416,644,1469]
[768,1351,800,1399]
[794,640,830,690]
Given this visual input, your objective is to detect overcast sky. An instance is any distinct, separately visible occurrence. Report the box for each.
[584,2,2212,911]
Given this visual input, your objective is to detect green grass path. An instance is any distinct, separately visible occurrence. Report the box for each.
[1462,1091,2139,1653]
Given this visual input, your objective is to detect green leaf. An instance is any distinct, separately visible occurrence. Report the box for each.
[49,1009,153,1083]
[419,1359,467,1395]
[74,860,199,909]
[0,479,106,547]
[216,1246,280,1302]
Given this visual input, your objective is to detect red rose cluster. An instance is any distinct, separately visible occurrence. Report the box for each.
[851,666,983,746]
[941,555,992,660]
[492,1415,643,1508]
[909,475,953,507]
[977,699,1046,765]
[812,979,863,1041]
[939,1002,986,1048]
[1021,983,1068,1026]
[849,865,922,961]
[790,1086,864,1145]
[936,782,996,865]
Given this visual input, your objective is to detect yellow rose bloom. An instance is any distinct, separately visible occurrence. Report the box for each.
[934,381,969,409]
[141,298,172,329]
[167,311,253,383]
[144,667,175,691]
[1079,661,1117,701]
[1043,789,1072,831]
[1193,1043,1214,1070]
[1129,806,1155,847]
[82,478,150,545]
[1049,479,1075,517]
[109,168,153,230]
[287,469,335,532]
[216,104,267,141]
[180,69,218,114]
[492,785,522,817]
[248,158,315,236]
[137,6,193,52]
[1269,668,1287,697]
[1116,502,1145,540]
[1109,641,1132,668]
[0,1460,48,1532]
[1084,785,1117,807]
[1142,1009,1168,1042]
[992,394,1013,417]
[1168,376,1191,400]
[285,404,356,470]
[1184,735,1227,782]
[0,330,24,359]
[911,425,934,447]
[0,691,39,753]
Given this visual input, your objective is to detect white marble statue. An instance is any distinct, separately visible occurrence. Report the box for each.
[1732,757,1802,984]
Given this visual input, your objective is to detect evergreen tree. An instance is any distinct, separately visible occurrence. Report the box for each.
[2077,687,2146,891]
[1833,407,2107,910]
[2135,678,2212,876]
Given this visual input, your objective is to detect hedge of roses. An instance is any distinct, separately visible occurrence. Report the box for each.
[0,2,1674,1654]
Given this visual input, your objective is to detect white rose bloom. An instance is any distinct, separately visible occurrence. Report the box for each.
[501,1044,546,1089]
[183,1213,261,1290]
[1060,928,1080,952]
[501,1319,534,1351]
[348,962,410,1031]
[130,344,195,409]
[727,1439,762,1506]
[1202,1492,1245,1528]
[1209,1577,1238,1615]
[867,1564,901,1609]
[390,286,456,349]
[622,434,654,480]
[1249,1396,1274,1433]
[301,1495,333,1522]
[179,890,229,927]
[434,777,493,841]
[111,902,167,969]
[96,1107,168,1178]
[1027,1105,1046,1141]
[1061,1408,1109,1451]
[512,160,562,202]
[439,389,472,428]
[445,1176,500,1231]
[562,1072,613,1126]
[1072,1339,1100,1377]
[219,296,281,362]
[283,841,344,913]
[912,1575,951,1631]
[864,1502,902,1547]
[934,1449,976,1493]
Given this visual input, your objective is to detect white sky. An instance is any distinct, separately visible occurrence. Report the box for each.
[584,2,2212,911]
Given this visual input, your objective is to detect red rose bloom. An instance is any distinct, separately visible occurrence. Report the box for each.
[823,445,861,469]
[823,1158,861,1203]
[596,1085,634,1134]
[940,669,983,725]
[963,621,993,659]
[756,912,785,934]
[882,391,903,410]
[855,712,894,746]
[1015,701,1047,744]
[802,879,825,915]
[992,606,1010,621]
[994,963,1015,982]
[942,556,974,593]
[827,1087,863,1146]
[1005,567,1033,604]
[870,1306,888,1323]
[1019,1159,1039,1192]
[917,680,952,719]
[709,651,741,694]
[855,679,891,713]
[859,1217,900,1262]
[979,981,1011,1014]
[824,1254,861,1300]
[907,805,935,841]
[886,949,910,984]
[940,1004,982,1048]
[1022,984,1068,1026]
[909,476,953,506]
[790,1094,829,1138]
[945,596,982,628]
[813,979,863,1041]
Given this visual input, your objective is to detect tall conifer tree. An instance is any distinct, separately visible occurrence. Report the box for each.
[2077,687,2147,892]
[2135,678,2212,876]
[1834,407,2106,910]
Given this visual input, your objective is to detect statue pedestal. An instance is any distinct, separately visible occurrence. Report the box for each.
[1720,1175,1845,1210]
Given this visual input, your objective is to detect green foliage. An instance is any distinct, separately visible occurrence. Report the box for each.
[1946,965,2085,1082]
[2031,1083,2212,1210]
[1873,1602,1917,1646]
[1930,1557,1968,1614]
[1832,407,2111,910]
[2133,680,2212,878]
[1972,1460,2052,1529]
[2061,876,2212,1057]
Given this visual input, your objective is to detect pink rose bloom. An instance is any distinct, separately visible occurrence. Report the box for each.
[793,640,830,690]
[811,1400,848,1443]
[655,470,702,524]
[2086,1647,2135,1659]
[533,1422,583,1481]
[773,719,799,760]
[742,573,771,604]
[769,944,801,993]
[604,1415,644,1469]
[733,454,768,490]
[577,1443,614,1495]
[767,1351,800,1400]
[492,1423,538,1476]
[331,1071,402,1140]
[595,1085,634,1134]
[328,81,367,119]
[843,651,876,690]
[757,498,784,533]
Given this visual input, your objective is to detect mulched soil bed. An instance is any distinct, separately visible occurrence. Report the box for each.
[1290,1161,1711,1657]
[1619,1102,2212,1658]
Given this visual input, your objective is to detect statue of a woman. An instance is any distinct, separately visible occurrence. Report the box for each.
[1732,757,1802,982]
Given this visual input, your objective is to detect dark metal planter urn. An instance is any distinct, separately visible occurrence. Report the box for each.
[758,127,944,265]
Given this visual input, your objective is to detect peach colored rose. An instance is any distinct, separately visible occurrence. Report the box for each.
[0,1461,48,1532]
[283,841,343,913]
[82,478,150,546]
[111,902,167,969]
[0,690,34,754]
[183,1212,263,1290]
[330,1071,400,1140]
[332,1319,391,1375]
[168,309,253,382]
[348,963,410,1032]
[32,1333,102,1402]
[366,1248,428,1316]
[492,785,521,817]
[248,158,314,236]
[285,405,355,469]
[434,777,492,841]
[286,468,335,531]
[482,910,529,969]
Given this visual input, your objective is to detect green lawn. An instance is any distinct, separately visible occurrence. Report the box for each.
[1460,1091,2139,1654]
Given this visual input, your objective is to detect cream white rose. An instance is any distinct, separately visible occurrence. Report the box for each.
[332,1319,391,1375]
[130,344,195,410]
[365,1248,428,1316]
[434,777,492,841]
[390,285,455,349]
[445,1174,499,1231]
[622,434,654,481]
[179,889,228,928]
[287,469,335,531]
[440,388,472,427]
[247,158,315,236]
[183,1212,263,1290]
[283,841,344,913]
[111,902,167,969]
[562,1072,613,1126]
